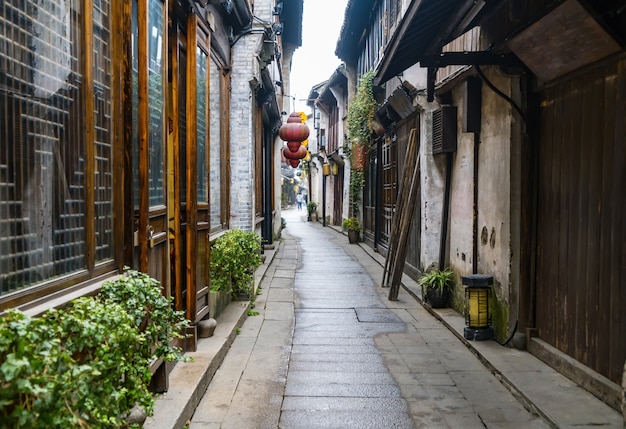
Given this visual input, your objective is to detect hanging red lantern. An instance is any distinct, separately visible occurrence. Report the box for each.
[282,146,307,160]
[279,122,310,142]
[287,112,304,123]
[288,159,300,168]
[286,141,301,152]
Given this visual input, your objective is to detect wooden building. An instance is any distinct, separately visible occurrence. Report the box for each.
[337,0,625,410]
[0,0,303,380]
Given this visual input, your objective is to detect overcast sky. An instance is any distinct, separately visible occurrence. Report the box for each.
[289,0,349,114]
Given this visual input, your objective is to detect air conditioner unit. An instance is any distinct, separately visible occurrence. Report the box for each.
[432,105,457,154]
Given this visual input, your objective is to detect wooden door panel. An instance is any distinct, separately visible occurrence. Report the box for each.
[534,56,626,384]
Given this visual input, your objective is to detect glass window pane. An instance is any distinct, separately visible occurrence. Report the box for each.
[93,0,114,262]
[132,0,139,208]
[132,0,165,208]
[0,0,86,295]
[209,58,222,229]
[179,42,187,205]
[196,47,208,204]
[148,0,165,207]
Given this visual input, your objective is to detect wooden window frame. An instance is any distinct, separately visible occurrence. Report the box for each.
[0,0,125,313]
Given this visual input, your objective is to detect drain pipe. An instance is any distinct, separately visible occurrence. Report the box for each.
[263,130,273,244]
[472,130,479,274]
[439,152,452,271]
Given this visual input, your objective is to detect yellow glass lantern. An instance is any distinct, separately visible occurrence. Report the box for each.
[331,162,339,176]
[463,274,494,341]
[322,163,331,176]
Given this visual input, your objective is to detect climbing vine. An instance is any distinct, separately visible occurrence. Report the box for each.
[346,71,378,218]
[347,70,377,145]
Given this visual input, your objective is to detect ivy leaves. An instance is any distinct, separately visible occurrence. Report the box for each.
[347,70,377,145]
[99,269,189,363]
[209,229,262,298]
[346,71,378,217]
[0,270,190,428]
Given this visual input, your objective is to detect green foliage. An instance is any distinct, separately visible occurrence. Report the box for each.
[342,217,362,232]
[210,229,262,299]
[418,268,455,293]
[99,269,189,363]
[49,298,152,427]
[306,201,317,215]
[0,270,190,428]
[0,310,70,428]
[346,71,378,217]
[349,170,365,217]
[347,70,377,145]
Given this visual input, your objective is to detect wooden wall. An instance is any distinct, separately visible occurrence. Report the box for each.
[535,54,626,384]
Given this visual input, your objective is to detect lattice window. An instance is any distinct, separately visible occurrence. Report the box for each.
[0,0,114,297]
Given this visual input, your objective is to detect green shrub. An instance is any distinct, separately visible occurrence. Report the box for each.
[0,302,149,428]
[210,229,262,298]
[0,270,190,428]
[51,298,152,427]
[99,269,189,363]
[0,310,67,427]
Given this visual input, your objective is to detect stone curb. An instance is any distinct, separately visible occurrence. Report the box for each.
[144,242,280,429]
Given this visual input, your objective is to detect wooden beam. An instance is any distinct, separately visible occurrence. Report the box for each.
[384,127,421,301]
[186,14,198,322]
[137,0,149,272]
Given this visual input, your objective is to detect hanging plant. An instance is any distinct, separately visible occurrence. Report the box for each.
[346,71,378,216]
[347,70,378,146]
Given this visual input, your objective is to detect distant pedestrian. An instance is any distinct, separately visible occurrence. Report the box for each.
[296,193,303,210]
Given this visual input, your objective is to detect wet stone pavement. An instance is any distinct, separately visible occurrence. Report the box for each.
[189,209,549,429]
[282,214,413,429]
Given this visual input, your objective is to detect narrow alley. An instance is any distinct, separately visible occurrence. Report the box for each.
[186,209,551,428]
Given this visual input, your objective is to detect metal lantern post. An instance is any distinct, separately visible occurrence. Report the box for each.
[463,274,494,341]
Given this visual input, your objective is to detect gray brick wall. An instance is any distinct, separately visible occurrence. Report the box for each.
[254,0,273,22]
[229,33,264,231]
[228,0,283,232]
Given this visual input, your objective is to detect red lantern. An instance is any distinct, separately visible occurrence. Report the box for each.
[288,159,300,168]
[286,141,301,152]
[279,122,310,142]
[282,146,307,160]
[287,112,303,123]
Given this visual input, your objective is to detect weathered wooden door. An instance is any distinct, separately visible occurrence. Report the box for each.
[332,165,344,226]
[169,12,210,331]
[534,55,626,384]
[379,132,398,253]
[363,142,378,247]
[132,0,169,288]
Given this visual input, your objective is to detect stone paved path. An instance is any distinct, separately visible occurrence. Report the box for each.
[189,209,550,428]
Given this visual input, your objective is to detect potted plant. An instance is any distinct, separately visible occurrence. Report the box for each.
[342,217,362,244]
[418,268,455,308]
[210,229,262,301]
[307,201,318,222]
